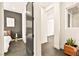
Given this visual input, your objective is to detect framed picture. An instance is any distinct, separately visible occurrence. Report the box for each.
[6,17,15,27]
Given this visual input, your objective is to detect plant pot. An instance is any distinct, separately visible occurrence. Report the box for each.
[64,44,77,56]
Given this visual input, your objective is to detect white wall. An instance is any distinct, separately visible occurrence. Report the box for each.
[4,2,27,43]
[0,3,4,56]
[72,12,79,27]
[53,3,61,49]
[22,12,26,43]
[60,2,78,49]
[34,3,41,56]
[41,8,48,44]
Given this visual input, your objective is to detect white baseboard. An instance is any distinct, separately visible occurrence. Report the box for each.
[11,38,23,41]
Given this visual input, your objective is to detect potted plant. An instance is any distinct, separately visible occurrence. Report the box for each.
[64,37,78,56]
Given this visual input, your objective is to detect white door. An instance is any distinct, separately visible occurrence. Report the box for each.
[47,10,54,36]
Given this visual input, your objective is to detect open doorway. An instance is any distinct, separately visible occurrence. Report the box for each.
[41,5,55,56]
[40,2,66,56]
[3,2,27,56]
[47,7,54,45]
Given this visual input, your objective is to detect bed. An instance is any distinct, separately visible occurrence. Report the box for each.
[4,30,12,53]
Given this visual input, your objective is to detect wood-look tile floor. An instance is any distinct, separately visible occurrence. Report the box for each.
[42,36,79,56]
[4,40,27,56]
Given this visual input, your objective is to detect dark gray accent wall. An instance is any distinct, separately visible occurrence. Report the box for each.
[4,10,22,38]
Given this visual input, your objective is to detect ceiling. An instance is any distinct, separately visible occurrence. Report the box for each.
[4,2,55,13]
[68,4,79,14]
[37,2,54,8]
[4,2,27,13]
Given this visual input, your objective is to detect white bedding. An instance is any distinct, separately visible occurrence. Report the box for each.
[4,36,12,53]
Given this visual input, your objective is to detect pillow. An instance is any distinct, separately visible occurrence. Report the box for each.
[7,31,11,36]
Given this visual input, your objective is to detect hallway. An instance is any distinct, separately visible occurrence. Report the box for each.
[42,35,79,56]
[42,36,66,56]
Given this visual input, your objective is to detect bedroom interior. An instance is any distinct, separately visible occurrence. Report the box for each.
[4,10,26,56]
[3,2,34,56]
[3,2,27,56]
